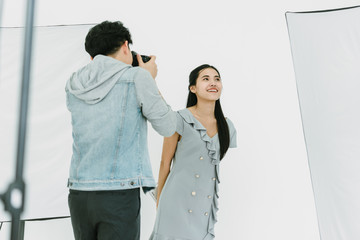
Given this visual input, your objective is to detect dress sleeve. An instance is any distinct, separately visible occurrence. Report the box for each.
[175,112,184,136]
[226,118,237,148]
[133,68,176,137]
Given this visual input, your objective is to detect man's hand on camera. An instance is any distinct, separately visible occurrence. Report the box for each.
[137,54,158,79]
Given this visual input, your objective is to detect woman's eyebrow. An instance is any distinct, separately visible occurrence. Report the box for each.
[201,75,220,78]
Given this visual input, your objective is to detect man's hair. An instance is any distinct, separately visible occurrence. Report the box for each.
[85,21,133,58]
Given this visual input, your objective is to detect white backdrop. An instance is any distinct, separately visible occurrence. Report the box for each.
[287,6,360,240]
[0,25,92,221]
[1,0,360,239]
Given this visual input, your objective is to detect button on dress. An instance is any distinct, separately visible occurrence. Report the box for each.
[150,109,237,240]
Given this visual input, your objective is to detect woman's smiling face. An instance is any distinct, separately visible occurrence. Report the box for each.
[190,67,223,102]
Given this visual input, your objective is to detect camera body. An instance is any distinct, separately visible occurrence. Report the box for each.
[131,51,151,67]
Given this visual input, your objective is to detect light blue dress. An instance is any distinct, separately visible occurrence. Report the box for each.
[150,108,237,240]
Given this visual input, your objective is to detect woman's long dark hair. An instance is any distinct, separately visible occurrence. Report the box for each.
[187,64,230,160]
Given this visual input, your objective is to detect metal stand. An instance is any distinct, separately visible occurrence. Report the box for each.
[18,221,25,240]
[0,0,36,239]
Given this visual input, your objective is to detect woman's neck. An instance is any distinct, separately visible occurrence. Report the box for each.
[191,100,216,119]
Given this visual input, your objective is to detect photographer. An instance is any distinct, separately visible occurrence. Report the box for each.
[65,20,176,240]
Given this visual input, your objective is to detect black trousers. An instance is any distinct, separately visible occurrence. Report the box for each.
[68,188,140,240]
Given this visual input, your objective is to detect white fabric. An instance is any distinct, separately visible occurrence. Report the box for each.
[286,6,360,240]
[0,25,93,221]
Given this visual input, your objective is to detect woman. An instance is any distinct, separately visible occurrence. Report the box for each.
[150,64,237,240]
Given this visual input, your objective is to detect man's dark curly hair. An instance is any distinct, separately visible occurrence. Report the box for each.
[85,21,133,58]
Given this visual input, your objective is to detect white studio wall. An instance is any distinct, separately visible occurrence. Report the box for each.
[287,6,360,240]
[2,0,360,239]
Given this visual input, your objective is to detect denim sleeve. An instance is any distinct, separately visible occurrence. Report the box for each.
[134,68,176,137]
[226,118,237,148]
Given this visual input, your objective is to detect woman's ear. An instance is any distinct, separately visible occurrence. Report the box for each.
[190,85,196,93]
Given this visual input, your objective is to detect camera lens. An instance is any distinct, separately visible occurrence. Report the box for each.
[131,51,150,67]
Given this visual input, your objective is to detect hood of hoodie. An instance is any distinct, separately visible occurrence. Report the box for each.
[66,55,131,104]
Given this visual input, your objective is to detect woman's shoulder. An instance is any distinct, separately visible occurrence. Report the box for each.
[225,117,236,132]
[176,108,189,114]
[176,108,203,130]
[225,116,233,124]
[225,117,237,148]
[176,108,191,120]
[174,108,191,136]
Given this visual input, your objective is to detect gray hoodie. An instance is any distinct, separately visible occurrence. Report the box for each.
[66,55,131,104]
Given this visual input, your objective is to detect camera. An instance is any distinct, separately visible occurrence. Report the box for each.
[131,51,151,67]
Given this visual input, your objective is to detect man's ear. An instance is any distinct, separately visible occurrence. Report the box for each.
[122,40,130,54]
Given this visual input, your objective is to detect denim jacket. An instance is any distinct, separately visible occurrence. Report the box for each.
[65,55,176,192]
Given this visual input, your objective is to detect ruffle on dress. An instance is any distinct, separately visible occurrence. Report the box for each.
[178,109,220,240]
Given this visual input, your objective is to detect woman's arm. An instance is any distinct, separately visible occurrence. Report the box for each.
[156,132,180,208]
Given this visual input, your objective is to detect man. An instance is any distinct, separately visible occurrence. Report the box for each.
[65,21,176,240]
